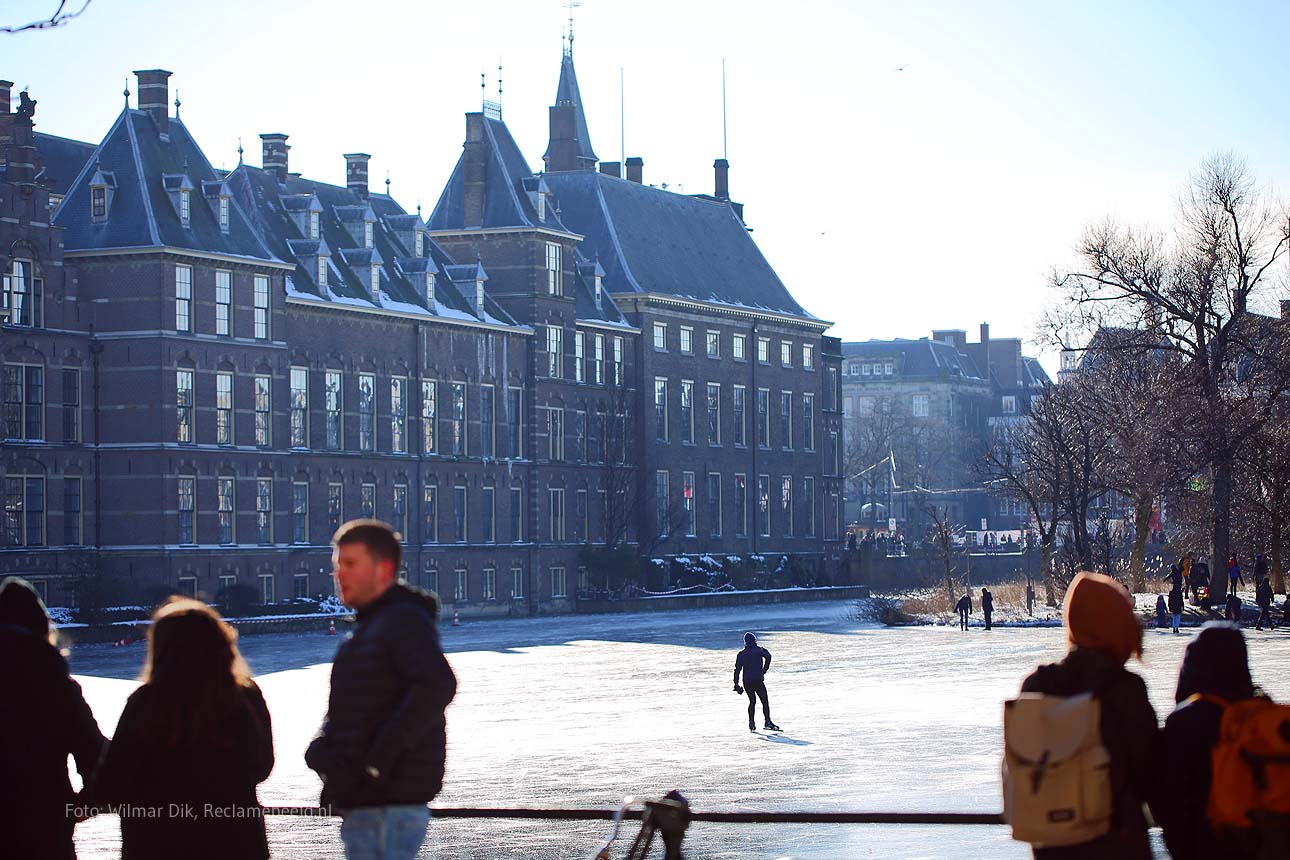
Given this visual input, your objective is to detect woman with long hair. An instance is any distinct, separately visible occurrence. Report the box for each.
[92,598,274,860]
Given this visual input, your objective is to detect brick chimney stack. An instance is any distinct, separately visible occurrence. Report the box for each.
[545,103,579,172]
[599,161,621,178]
[0,81,13,146]
[0,81,11,115]
[260,133,290,183]
[133,69,172,134]
[344,152,370,200]
[625,157,643,184]
[714,158,729,200]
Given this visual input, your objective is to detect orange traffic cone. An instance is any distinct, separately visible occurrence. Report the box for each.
[328,618,336,636]
[452,609,461,627]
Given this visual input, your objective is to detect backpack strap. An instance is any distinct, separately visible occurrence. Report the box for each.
[1185,693,1231,709]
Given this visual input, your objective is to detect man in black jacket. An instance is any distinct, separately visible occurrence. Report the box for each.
[1256,576,1276,630]
[733,632,780,732]
[306,520,458,860]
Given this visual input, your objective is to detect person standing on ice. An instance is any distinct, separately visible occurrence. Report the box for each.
[981,588,995,631]
[956,591,972,630]
[733,632,780,732]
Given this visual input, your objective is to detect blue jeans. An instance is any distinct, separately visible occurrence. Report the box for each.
[339,805,431,860]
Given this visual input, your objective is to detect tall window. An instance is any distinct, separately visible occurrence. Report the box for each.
[757,337,770,364]
[593,334,605,384]
[215,271,232,336]
[512,565,525,599]
[317,255,328,287]
[449,383,466,455]
[545,242,562,295]
[3,476,44,547]
[734,474,747,538]
[254,275,270,339]
[912,394,929,418]
[803,476,816,537]
[422,485,437,543]
[482,486,496,542]
[390,377,407,454]
[358,373,375,451]
[507,387,522,458]
[480,385,495,458]
[653,322,667,351]
[757,475,771,537]
[310,211,320,240]
[732,385,746,447]
[826,367,839,410]
[575,332,586,383]
[706,330,720,358]
[454,569,468,602]
[654,378,668,441]
[178,477,196,544]
[218,477,235,544]
[803,344,815,370]
[63,477,82,545]
[292,482,309,543]
[546,325,563,379]
[655,471,669,537]
[360,483,376,519]
[254,374,271,447]
[680,327,694,354]
[175,265,192,331]
[551,566,567,598]
[682,472,696,537]
[781,341,792,367]
[510,485,523,542]
[705,383,721,445]
[327,483,343,536]
[364,221,374,248]
[707,473,722,537]
[91,187,106,217]
[576,489,588,542]
[781,476,793,536]
[290,367,308,448]
[393,484,408,539]
[803,393,816,451]
[61,368,80,443]
[259,574,275,605]
[176,369,194,443]
[256,478,272,543]
[548,488,565,541]
[213,371,233,445]
[680,381,694,444]
[3,260,41,328]
[573,410,587,462]
[756,389,770,448]
[219,196,230,233]
[612,337,624,386]
[179,190,191,226]
[546,407,564,461]
[482,567,497,601]
[325,370,342,449]
[453,485,467,542]
[780,392,793,450]
[733,333,746,361]
[421,380,437,455]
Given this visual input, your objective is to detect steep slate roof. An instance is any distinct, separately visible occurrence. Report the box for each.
[842,338,988,381]
[543,171,816,319]
[542,52,597,165]
[51,110,279,264]
[34,132,97,196]
[571,254,631,328]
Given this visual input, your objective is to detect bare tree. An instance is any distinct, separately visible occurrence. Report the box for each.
[2,0,91,33]
[1234,416,1290,594]
[925,503,965,605]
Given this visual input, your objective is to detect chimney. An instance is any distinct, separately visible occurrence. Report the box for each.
[0,81,14,147]
[344,152,371,200]
[0,81,11,115]
[714,158,729,200]
[625,156,643,184]
[462,113,486,227]
[3,102,36,191]
[260,133,290,183]
[599,161,621,178]
[133,69,172,134]
[979,322,991,380]
[545,103,579,172]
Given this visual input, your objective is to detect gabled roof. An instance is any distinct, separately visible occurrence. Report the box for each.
[571,254,630,327]
[842,338,989,382]
[542,51,597,166]
[542,171,817,320]
[34,132,97,196]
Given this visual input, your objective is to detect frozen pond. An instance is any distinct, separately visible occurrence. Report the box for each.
[66,601,1290,859]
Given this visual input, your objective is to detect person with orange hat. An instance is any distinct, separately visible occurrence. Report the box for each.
[1017,572,1162,859]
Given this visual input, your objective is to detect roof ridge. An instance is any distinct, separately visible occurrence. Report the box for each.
[590,176,640,292]
[51,108,130,223]
[124,111,161,247]
[481,117,534,228]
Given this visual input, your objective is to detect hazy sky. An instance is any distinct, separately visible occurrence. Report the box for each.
[6,0,1290,370]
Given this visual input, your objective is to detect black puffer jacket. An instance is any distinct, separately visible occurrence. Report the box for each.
[306,584,457,809]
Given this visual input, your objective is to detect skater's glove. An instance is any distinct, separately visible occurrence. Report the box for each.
[733,685,743,695]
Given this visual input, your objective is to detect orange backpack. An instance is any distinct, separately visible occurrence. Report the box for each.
[1196,695,1290,829]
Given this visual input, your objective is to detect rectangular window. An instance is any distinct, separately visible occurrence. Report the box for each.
[804,476,816,537]
[175,265,192,331]
[680,381,694,444]
[803,393,816,451]
[359,373,375,451]
[612,337,624,386]
[827,367,839,411]
[781,476,793,537]
[780,391,793,450]
[757,388,770,448]
[178,476,196,545]
[707,473,722,537]
[575,332,586,383]
[453,485,467,542]
[219,196,230,233]
[309,211,320,240]
[912,394,929,418]
[3,260,43,328]
[654,378,668,441]
[551,566,567,598]
[733,385,746,447]
[482,487,495,542]
[734,474,747,538]
[180,190,190,226]
[706,330,720,358]
[803,343,815,370]
[318,255,328,288]
[656,471,669,537]
[757,337,770,364]
[512,565,525,599]
[2,476,43,547]
[61,368,80,443]
[682,471,696,537]
[219,477,236,544]
[546,242,562,295]
[292,482,309,544]
[0,365,40,441]
[422,485,437,543]
[482,568,497,601]
[254,374,271,447]
[63,477,82,545]
[511,486,523,542]
[706,383,721,445]
[576,488,588,542]
[1002,395,1017,414]
[573,410,587,462]
[454,568,468,602]
[546,326,563,379]
[360,482,376,519]
[176,369,194,443]
[652,322,668,352]
[254,276,270,339]
[680,327,693,354]
[364,221,374,249]
[259,574,275,605]
[421,380,437,455]
[294,574,309,599]
[91,187,106,218]
[393,484,408,540]
[480,385,495,458]
[593,334,605,384]
[549,488,565,541]
[450,383,466,455]
[390,376,407,454]
[325,370,343,449]
[290,367,308,448]
[216,371,233,445]
[781,341,792,367]
[733,333,746,361]
[757,475,771,537]
[507,387,522,458]
[327,483,343,537]
[215,270,232,336]
[256,478,272,543]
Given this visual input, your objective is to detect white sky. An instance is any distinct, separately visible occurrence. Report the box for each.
[6,0,1290,372]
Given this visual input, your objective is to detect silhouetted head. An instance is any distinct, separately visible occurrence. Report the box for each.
[0,576,51,640]
[744,632,757,646]
[332,519,401,609]
[1175,622,1254,703]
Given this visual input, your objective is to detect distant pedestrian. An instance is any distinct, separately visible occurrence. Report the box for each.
[1256,577,1276,631]
[1155,594,1168,629]
[1227,556,1244,593]
[91,599,274,860]
[306,520,457,860]
[981,588,995,631]
[1025,582,1036,617]
[1182,555,1195,600]
[0,577,106,860]
[1167,563,1183,595]
[1168,587,1184,634]
[1223,591,1242,624]
[733,632,779,732]
[956,591,972,630]
[1254,553,1269,587]
[846,531,857,551]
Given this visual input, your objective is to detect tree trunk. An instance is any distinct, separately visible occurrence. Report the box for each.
[1211,456,1234,602]
[1130,496,1151,593]
[1273,507,1285,595]
[1042,538,1057,606]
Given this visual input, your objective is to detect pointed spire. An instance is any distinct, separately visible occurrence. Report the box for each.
[122,78,130,108]
[385,171,391,196]
[237,137,244,165]
[173,90,181,118]
[544,49,598,169]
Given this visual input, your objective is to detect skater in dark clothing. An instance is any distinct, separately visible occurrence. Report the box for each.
[956,592,972,630]
[1223,591,1241,624]
[733,632,779,731]
[981,588,994,631]
[1025,581,1036,616]
[1166,563,1183,595]
[1168,587,1184,634]
[1253,553,1269,586]
[1256,577,1276,630]
[1155,594,1168,629]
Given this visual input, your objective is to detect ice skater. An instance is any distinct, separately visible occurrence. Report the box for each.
[955,591,972,630]
[733,632,779,732]
[981,588,994,631]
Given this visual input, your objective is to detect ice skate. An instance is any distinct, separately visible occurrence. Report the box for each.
[764,720,781,731]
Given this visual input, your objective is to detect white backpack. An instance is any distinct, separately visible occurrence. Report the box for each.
[1002,692,1113,847]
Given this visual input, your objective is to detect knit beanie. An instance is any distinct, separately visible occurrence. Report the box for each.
[0,576,51,637]
[1064,571,1143,665]
[744,632,757,645]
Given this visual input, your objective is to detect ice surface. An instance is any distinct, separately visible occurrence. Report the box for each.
[66,601,1290,859]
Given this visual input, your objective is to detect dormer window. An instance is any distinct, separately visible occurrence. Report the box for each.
[218,196,231,234]
[91,187,106,218]
[364,221,374,249]
[310,211,320,240]
[537,193,546,221]
[318,256,329,288]
[425,272,436,305]
[475,279,485,314]
[179,190,191,227]
[371,264,381,295]
[48,194,63,213]
[594,273,603,308]
[415,231,424,257]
